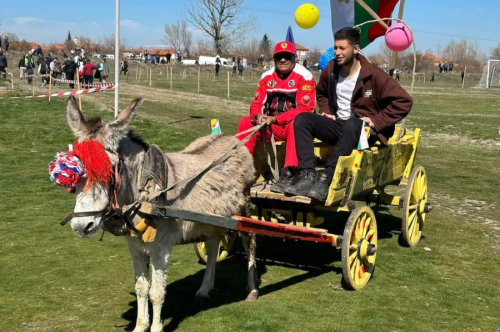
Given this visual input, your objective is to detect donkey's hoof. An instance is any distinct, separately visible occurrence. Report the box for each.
[194,295,209,306]
[245,289,259,301]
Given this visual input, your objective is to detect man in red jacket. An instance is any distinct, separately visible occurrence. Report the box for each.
[82,59,98,84]
[285,27,413,201]
[237,41,316,193]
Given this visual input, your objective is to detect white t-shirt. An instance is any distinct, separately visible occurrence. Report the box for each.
[336,67,361,120]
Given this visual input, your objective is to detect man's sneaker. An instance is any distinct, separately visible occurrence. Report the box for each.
[307,173,333,202]
[270,168,296,194]
[284,170,317,197]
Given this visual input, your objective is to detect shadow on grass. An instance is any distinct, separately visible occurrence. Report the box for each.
[167,115,205,125]
[119,208,403,331]
[120,236,343,332]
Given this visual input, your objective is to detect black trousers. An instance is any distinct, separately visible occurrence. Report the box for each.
[294,113,364,177]
[66,72,75,88]
[84,75,93,84]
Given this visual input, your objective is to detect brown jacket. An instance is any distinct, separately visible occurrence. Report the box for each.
[317,55,412,145]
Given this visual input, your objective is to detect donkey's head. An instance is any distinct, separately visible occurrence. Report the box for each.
[65,96,142,237]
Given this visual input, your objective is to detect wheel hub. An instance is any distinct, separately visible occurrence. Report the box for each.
[418,199,430,214]
[358,239,377,259]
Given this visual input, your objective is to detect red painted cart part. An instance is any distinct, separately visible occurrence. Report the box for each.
[232,216,336,244]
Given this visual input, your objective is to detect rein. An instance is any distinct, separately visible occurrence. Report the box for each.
[60,124,265,234]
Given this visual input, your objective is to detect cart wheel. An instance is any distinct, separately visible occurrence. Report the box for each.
[402,165,428,247]
[341,206,377,290]
[193,232,238,264]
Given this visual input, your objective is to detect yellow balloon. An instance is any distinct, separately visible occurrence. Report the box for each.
[295,3,320,29]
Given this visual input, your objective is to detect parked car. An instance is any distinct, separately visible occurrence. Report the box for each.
[263,64,274,70]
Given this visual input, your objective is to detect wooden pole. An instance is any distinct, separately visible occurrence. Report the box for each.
[207,71,209,81]
[462,67,467,89]
[136,65,138,80]
[227,71,230,98]
[49,75,52,101]
[139,69,142,81]
[10,73,14,90]
[76,72,82,110]
[149,68,152,86]
[197,66,200,93]
[170,67,173,90]
[355,0,389,29]
[166,65,169,79]
[32,76,35,96]
[389,0,405,76]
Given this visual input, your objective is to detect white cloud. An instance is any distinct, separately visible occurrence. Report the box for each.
[120,19,142,29]
[12,17,44,25]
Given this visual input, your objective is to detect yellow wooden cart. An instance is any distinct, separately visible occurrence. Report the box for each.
[194,126,430,290]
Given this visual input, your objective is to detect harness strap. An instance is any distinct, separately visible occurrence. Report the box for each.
[148,123,265,200]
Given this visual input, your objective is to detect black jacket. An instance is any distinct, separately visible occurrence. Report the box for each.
[64,59,77,73]
[0,53,7,67]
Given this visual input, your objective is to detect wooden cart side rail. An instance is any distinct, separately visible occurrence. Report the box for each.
[400,128,421,186]
[139,202,340,246]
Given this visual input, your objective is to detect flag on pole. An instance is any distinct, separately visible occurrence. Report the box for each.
[210,119,222,135]
[357,121,370,150]
[285,25,296,48]
[330,0,399,49]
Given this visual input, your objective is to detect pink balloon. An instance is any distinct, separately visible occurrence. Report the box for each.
[385,22,413,52]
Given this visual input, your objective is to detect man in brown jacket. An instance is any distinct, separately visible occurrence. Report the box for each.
[285,27,413,201]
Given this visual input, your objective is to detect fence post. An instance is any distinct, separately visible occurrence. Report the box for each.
[49,75,52,101]
[149,68,152,86]
[170,67,173,90]
[198,66,201,93]
[227,71,230,98]
[136,65,138,81]
[32,76,35,96]
[76,72,82,110]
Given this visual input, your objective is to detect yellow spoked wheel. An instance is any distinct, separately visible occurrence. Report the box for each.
[402,165,429,247]
[341,206,378,290]
[194,232,238,264]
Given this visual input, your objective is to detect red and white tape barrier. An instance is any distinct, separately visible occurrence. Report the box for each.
[9,84,117,99]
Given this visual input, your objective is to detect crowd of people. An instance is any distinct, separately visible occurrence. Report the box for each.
[13,48,110,88]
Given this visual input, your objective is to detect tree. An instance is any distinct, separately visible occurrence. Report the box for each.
[259,34,272,60]
[442,39,486,67]
[491,41,500,60]
[164,21,192,56]
[183,0,256,55]
[67,31,72,42]
[308,48,322,65]
[379,42,392,62]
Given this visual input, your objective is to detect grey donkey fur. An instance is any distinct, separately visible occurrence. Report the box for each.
[65,96,259,332]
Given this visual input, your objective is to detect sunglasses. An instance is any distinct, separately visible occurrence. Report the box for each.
[274,53,294,61]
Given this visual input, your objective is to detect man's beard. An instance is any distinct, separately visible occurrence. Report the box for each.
[336,52,355,67]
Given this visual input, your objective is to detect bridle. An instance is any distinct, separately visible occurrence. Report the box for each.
[60,154,141,235]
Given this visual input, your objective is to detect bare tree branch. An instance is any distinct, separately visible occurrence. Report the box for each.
[183,0,256,55]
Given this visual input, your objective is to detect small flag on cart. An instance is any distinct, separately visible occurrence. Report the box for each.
[357,121,370,150]
[210,119,222,135]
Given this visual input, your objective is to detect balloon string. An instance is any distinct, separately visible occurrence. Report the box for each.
[353,17,416,139]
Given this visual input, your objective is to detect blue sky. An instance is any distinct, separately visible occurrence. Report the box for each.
[2,0,499,56]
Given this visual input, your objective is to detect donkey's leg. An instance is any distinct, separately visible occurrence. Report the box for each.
[127,237,151,332]
[194,237,219,303]
[149,242,172,332]
[241,233,259,301]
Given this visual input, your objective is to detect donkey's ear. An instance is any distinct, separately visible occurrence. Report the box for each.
[66,96,88,139]
[109,97,142,131]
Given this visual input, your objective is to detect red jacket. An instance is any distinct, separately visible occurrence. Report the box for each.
[82,63,98,76]
[250,64,316,125]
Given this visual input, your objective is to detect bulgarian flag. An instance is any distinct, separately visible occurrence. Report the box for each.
[330,0,399,49]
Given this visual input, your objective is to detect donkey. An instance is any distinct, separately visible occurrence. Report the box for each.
[64,96,259,332]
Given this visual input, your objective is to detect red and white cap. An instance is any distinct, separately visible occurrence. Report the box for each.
[273,41,296,55]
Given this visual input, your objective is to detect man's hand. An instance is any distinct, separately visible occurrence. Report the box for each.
[266,116,277,126]
[321,113,336,120]
[362,117,375,128]
[255,114,267,125]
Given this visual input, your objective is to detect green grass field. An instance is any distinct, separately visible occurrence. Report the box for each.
[1,53,499,332]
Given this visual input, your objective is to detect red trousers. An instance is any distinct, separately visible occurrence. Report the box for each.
[237,116,298,168]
